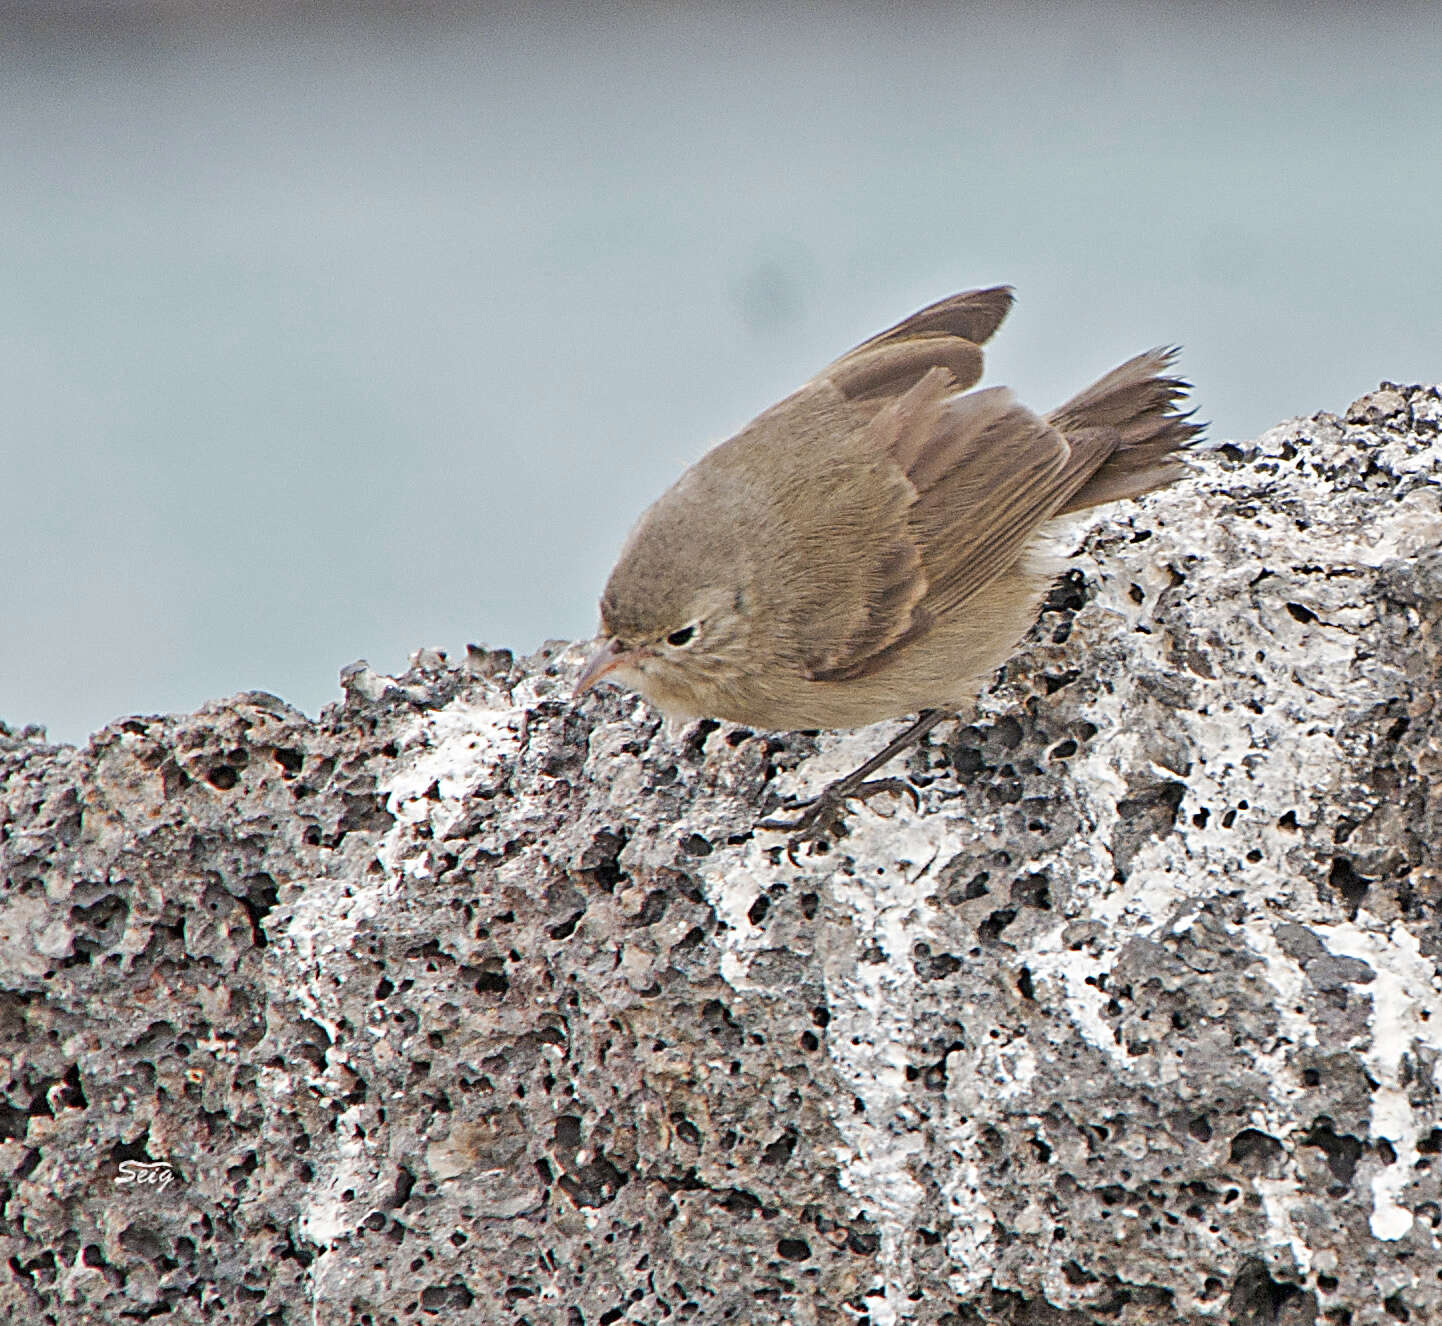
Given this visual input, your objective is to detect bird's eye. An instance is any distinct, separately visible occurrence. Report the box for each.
[666,625,697,648]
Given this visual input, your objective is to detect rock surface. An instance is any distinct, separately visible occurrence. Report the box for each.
[3,383,1442,1326]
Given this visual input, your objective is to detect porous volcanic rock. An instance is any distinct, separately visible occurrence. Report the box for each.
[2,384,1441,1326]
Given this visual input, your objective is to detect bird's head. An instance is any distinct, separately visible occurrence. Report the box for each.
[574,487,757,718]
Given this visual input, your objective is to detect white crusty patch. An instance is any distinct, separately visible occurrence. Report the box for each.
[378,700,523,879]
[1312,918,1442,1241]
[710,803,979,1322]
[818,815,960,1318]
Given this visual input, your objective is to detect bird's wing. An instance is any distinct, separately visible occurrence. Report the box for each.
[802,371,1116,683]
[818,285,1014,403]
[751,401,929,682]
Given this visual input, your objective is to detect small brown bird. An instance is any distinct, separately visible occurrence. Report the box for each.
[576,286,1200,835]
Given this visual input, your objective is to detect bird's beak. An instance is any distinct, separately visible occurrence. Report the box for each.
[573,637,634,698]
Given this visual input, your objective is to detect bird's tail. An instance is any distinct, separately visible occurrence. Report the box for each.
[1047,349,1204,514]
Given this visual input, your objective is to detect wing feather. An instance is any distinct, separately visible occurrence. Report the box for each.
[806,384,1118,683]
[821,286,1014,402]
[788,380,942,679]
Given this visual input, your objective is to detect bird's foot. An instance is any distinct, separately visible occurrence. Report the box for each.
[757,777,920,843]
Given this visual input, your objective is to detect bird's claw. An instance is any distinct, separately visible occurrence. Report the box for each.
[757,777,920,843]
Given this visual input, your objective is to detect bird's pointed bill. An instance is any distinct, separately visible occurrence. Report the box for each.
[574,637,633,697]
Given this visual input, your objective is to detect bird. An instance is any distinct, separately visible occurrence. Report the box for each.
[574,286,1201,837]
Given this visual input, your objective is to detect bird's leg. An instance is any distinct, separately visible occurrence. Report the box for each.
[758,709,950,841]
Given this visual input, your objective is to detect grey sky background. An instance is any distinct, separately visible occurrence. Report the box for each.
[2,1,1439,745]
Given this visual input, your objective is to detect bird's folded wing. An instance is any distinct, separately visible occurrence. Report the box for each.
[803,375,1117,683]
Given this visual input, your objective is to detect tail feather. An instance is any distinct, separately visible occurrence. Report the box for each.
[1048,348,1204,515]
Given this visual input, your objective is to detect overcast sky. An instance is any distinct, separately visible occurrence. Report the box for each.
[2,1,1439,743]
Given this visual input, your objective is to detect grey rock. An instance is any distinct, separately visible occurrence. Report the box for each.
[4,384,1442,1325]
[1345,386,1409,426]
[1274,923,1377,990]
